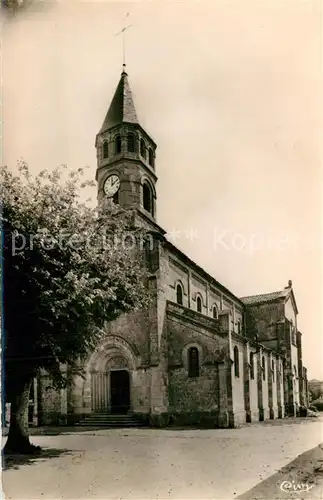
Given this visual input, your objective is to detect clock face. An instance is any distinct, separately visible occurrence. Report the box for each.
[103,174,120,197]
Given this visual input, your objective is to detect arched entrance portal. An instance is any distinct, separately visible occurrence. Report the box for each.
[85,336,138,415]
[110,370,130,414]
[91,361,131,414]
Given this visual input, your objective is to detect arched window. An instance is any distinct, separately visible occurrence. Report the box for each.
[196,296,202,313]
[237,320,241,335]
[234,346,239,377]
[103,141,109,159]
[127,133,136,152]
[250,352,254,379]
[272,360,275,381]
[148,148,154,167]
[143,182,153,215]
[176,283,183,305]
[188,347,199,378]
[212,305,218,319]
[262,356,266,380]
[140,138,146,159]
[115,135,122,154]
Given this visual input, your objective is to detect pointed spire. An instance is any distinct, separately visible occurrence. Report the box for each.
[99,68,139,133]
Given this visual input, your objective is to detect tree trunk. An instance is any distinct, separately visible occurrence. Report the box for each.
[3,372,40,455]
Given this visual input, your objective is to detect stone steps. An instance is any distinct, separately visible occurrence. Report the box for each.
[76,413,148,428]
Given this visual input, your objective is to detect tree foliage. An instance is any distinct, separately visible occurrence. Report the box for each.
[308,380,323,402]
[2,0,29,12]
[2,162,150,391]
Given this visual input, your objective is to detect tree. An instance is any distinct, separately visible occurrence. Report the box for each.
[1,0,30,11]
[308,380,323,402]
[1,0,26,14]
[1,162,150,454]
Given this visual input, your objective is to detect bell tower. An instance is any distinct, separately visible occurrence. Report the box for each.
[95,66,158,222]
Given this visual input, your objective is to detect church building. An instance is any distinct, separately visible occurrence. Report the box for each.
[35,66,309,428]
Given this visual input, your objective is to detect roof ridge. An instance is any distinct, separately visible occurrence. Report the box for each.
[240,289,286,300]
[240,288,291,306]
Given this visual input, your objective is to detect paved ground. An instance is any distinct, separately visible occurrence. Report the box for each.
[2,417,323,499]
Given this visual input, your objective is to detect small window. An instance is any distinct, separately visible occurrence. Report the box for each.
[148,148,154,167]
[262,356,266,380]
[292,326,297,345]
[234,346,239,378]
[196,296,202,313]
[127,133,136,152]
[294,365,297,378]
[188,347,199,378]
[176,284,183,305]
[143,182,153,215]
[112,190,119,204]
[103,141,109,159]
[237,320,241,335]
[250,352,254,379]
[143,237,157,272]
[140,139,146,159]
[272,360,275,381]
[115,135,122,154]
[212,305,218,319]
[143,239,152,268]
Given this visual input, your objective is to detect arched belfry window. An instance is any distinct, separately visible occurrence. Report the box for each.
[115,135,122,154]
[143,182,153,215]
[140,139,146,159]
[127,133,136,152]
[176,283,183,305]
[250,352,255,379]
[212,305,218,319]
[262,356,266,380]
[234,346,239,377]
[103,141,109,159]
[188,347,199,378]
[196,296,202,313]
[148,148,154,167]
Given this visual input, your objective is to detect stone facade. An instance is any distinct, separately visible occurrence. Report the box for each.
[34,68,308,428]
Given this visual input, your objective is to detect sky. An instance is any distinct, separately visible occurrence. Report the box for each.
[2,0,322,378]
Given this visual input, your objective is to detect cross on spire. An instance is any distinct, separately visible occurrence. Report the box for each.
[115,13,132,72]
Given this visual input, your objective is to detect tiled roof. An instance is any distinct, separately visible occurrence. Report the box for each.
[240,289,290,306]
[99,69,139,133]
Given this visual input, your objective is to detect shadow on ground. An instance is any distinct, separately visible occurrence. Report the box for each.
[237,443,323,499]
[2,415,322,438]
[259,415,322,426]
[2,426,106,436]
[2,447,73,471]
